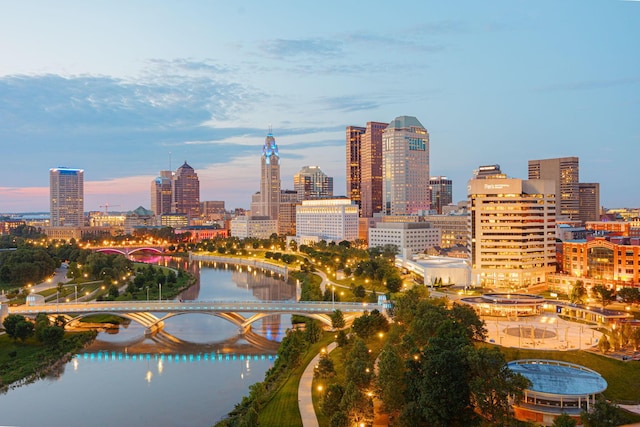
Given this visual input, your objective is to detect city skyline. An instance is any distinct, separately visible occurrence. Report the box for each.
[0,1,638,213]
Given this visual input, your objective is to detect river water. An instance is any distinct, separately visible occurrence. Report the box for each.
[0,257,296,427]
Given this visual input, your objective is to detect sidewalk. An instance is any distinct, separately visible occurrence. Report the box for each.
[299,342,337,427]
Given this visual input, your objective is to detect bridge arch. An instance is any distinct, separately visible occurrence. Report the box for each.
[95,248,127,255]
[128,247,163,255]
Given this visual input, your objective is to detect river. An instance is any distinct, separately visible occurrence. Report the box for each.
[0,256,297,427]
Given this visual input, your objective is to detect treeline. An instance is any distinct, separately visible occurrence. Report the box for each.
[117,263,182,301]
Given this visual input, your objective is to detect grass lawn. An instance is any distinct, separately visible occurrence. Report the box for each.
[258,333,335,426]
[490,344,640,403]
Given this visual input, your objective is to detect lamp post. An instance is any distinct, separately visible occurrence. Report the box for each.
[332,286,335,310]
[146,286,149,302]
[158,283,162,302]
[75,284,78,304]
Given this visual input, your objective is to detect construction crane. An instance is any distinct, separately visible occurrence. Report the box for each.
[99,203,121,214]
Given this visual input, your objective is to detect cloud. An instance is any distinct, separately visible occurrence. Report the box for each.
[260,38,343,58]
[319,96,380,113]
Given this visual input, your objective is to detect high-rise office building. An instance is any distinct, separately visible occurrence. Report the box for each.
[172,161,200,219]
[361,122,387,218]
[346,126,365,212]
[528,157,579,221]
[50,167,84,227]
[293,165,333,201]
[382,116,430,216]
[345,122,387,218]
[251,129,281,220]
[579,183,600,223]
[150,170,173,215]
[468,175,556,289]
[429,176,453,214]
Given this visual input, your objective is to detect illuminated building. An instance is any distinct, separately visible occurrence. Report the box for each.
[50,167,84,227]
[172,162,200,220]
[293,166,333,201]
[295,199,359,243]
[528,157,579,221]
[555,236,640,290]
[585,221,630,237]
[468,175,556,289]
[420,212,469,248]
[151,170,173,215]
[428,176,452,214]
[124,206,155,234]
[346,125,365,212]
[278,190,298,236]
[368,222,440,258]
[230,215,278,239]
[251,129,281,220]
[382,116,430,216]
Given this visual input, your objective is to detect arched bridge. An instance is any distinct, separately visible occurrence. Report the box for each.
[91,245,165,256]
[9,300,373,335]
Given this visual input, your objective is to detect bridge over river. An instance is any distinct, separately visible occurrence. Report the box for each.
[9,300,374,335]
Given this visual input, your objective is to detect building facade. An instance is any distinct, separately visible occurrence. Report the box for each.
[293,166,333,201]
[468,177,557,289]
[528,157,579,221]
[172,162,200,220]
[295,199,359,242]
[368,222,440,258]
[360,121,387,218]
[579,182,600,223]
[151,170,173,216]
[382,116,430,216]
[230,215,278,239]
[428,176,453,214]
[50,167,84,227]
[346,125,365,213]
[257,130,281,220]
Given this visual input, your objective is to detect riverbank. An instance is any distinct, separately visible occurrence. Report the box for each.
[0,330,97,392]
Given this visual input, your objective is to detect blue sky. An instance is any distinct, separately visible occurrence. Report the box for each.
[1,0,638,213]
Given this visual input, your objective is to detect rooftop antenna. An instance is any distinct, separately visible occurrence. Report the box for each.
[169,151,172,171]
[268,124,272,135]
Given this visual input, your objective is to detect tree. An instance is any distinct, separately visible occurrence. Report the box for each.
[14,319,35,342]
[569,280,587,304]
[305,320,321,344]
[345,338,373,389]
[581,396,629,427]
[376,344,406,416]
[617,287,640,305]
[3,314,25,339]
[331,309,345,330]
[340,380,374,427]
[591,284,615,309]
[552,413,577,427]
[322,384,344,417]
[597,334,611,353]
[315,353,335,379]
[385,275,402,293]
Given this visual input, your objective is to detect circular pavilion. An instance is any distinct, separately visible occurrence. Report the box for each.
[507,359,607,426]
[460,293,545,317]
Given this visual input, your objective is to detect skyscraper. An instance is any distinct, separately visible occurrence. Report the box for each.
[382,116,430,216]
[528,157,579,221]
[150,170,173,215]
[50,167,84,226]
[172,161,200,219]
[468,175,556,289]
[361,121,387,218]
[579,182,600,223]
[293,165,333,201]
[346,126,365,212]
[429,176,453,214]
[345,122,387,218]
[252,129,281,220]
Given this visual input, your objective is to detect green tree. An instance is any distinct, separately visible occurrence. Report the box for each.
[376,344,406,416]
[340,380,373,427]
[597,334,611,353]
[552,413,577,427]
[315,353,335,379]
[14,319,35,342]
[322,383,344,417]
[330,309,345,330]
[617,287,640,305]
[345,338,373,389]
[591,284,615,309]
[581,396,628,427]
[570,280,587,304]
[329,410,349,427]
[305,319,321,344]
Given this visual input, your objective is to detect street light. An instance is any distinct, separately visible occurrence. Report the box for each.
[158,283,162,302]
[332,286,335,310]
[75,284,78,304]
[146,286,150,302]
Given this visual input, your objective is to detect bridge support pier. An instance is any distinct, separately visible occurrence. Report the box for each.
[145,321,165,336]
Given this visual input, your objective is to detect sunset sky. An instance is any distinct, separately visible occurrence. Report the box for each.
[1,0,638,213]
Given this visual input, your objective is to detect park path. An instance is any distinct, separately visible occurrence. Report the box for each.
[298,342,337,427]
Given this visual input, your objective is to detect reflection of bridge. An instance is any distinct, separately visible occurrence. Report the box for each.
[10,300,371,334]
[91,246,165,256]
[77,351,277,363]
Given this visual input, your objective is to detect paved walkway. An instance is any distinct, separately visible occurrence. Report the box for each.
[299,342,337,427]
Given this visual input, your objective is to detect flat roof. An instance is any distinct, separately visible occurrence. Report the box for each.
[508,360,607,396]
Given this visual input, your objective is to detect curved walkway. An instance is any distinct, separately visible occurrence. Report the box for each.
[299,342,337,427]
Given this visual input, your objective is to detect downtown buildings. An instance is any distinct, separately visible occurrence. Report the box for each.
[50,167,84,227]
[150,162,200,220]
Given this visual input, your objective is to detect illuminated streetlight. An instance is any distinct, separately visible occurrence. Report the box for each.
[158,283,162,302]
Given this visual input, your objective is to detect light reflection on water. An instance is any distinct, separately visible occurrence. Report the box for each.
[0,257,295,427]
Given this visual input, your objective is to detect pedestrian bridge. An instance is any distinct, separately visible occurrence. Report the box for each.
[9,300,372,335]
